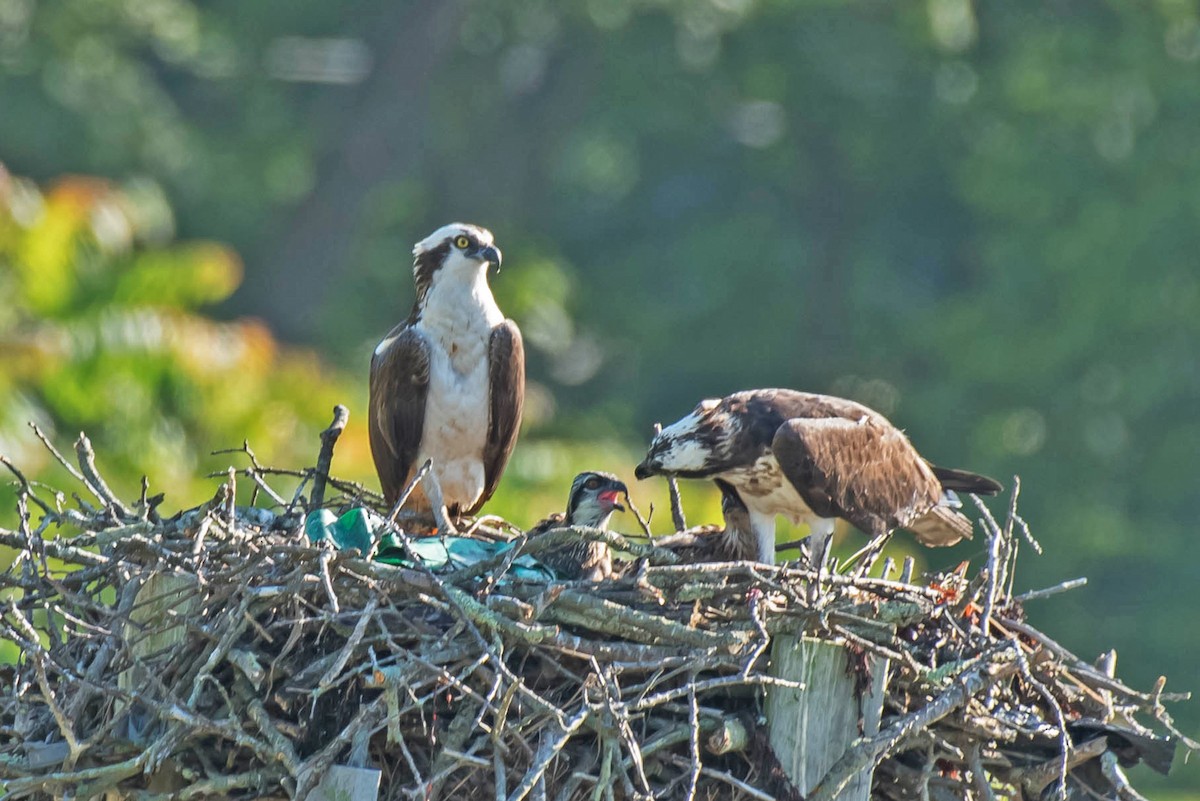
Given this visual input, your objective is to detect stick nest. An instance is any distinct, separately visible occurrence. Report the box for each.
[0,411,1192,801]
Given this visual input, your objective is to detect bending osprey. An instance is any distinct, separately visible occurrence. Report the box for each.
[369,223,524,520]
[635,389,1001,564]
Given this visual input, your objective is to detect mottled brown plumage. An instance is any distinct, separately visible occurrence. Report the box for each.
[653,480,757,563]
[636,389,1001,563]
[369,327,430,507]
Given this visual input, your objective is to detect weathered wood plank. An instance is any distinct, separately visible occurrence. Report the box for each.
[767,635,889,800]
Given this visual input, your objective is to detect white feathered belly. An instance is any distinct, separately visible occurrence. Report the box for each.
[409,266,506,512]
[418,334,492,511]
[420,358,490,509]
[721,454,823,526]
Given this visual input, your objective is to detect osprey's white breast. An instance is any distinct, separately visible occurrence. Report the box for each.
[412,269,505,509]
[720,453,821,526]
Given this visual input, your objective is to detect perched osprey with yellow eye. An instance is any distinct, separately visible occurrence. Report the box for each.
[636,389,1001,565]
[369,223,524,520]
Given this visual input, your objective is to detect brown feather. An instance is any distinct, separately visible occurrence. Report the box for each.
[368,325,431,507]
[469,320,525,515]
[530,513,613,581]
[771,415,944,539]
[908,505,974,546]
[929,465,1003,496]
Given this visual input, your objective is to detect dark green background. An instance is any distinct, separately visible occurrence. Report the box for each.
[2,1,1197,793]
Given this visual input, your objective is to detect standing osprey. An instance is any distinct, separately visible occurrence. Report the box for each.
[369,223,524,520]
[635,389,1001,565]
[530,471,627,581]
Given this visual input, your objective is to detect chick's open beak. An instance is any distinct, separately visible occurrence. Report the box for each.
[598,486,626,513]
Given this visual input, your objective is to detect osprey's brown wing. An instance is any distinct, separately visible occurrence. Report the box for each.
[468,320,525,515]
[368,325,431,506]
[771,415,944,539]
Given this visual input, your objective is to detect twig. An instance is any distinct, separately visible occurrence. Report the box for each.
[685,682,700,801]
[74,432,132,519]
[631,674,802,711]
[652,423,688,532]
[310,405,349,510]
[8,601,84,767]
[1013,642,1071,801]
[918,745,934,801]
[1019,736,1107,798]
[968,745,997,801]
[1099,751,1151,801]
[319,596,379,687]
[1014,578,1087,603]
[880,557,897,581]
[0,455,55,517]
[979,544,1002,641]
[506,707,591,801]
[663,757,776,801]
[389,459,432,525]
[622,492,654,538]
[293,697,389,800]
[28,422,88,486]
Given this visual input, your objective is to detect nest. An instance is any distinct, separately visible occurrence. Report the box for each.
[0,409,1193,801]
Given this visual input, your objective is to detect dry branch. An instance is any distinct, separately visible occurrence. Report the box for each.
[0,427,1188,801]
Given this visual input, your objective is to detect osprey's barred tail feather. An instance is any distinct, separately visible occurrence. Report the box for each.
[908,505,974,547]
[911,465,1000,546]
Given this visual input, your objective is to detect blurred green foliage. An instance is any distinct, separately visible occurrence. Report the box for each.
[0,171,363,508]
[2,0,1199,792]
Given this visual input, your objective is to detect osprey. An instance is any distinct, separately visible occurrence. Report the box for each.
[635,389,1002,565]
[369,223,524,521]
[530,471,627,581]
[653,479,757,564]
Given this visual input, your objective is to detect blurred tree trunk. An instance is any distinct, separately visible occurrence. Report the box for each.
[245,0,467,344]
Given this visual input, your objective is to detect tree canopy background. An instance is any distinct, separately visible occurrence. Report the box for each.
[1,0,1197,794]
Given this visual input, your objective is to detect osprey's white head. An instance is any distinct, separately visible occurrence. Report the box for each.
[635,398,734,479]
[412,223,502,301]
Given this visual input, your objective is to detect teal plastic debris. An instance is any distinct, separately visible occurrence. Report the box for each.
[376,532,555,581]
[305,506,555,581]
[304,507,382,556]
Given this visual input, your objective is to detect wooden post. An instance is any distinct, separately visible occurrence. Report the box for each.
[766,636,890,800]
[308,764,381,801]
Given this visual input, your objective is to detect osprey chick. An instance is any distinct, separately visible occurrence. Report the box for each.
[369,223,524,520]
[530,471,627,581]
[635,389,1001,565]
[653,479,757,564]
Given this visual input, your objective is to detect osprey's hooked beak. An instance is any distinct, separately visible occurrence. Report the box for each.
[469,242,502,272]
[633,460,655,480]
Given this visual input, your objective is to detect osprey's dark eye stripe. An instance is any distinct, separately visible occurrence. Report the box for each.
[454,235,471,249]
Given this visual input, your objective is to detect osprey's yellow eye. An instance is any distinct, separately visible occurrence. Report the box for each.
[584,477,602,491]
[454,235,471,249]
